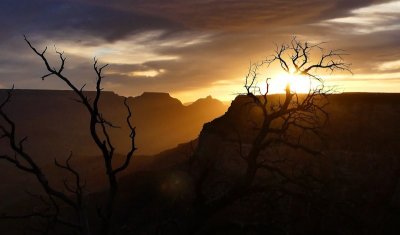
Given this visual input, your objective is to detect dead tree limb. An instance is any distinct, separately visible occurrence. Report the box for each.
[0,87,87,234]
[0,36,137,235]
[191,37,351,233]
[23,35,137,234]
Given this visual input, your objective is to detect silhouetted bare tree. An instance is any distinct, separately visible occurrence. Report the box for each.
[0,36,137,235]
[191,37,351,232]
[240,37,351,191]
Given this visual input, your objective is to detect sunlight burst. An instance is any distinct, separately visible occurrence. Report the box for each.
[260,73,317,94]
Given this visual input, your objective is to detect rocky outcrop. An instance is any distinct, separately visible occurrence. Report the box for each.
[189,93,400,234]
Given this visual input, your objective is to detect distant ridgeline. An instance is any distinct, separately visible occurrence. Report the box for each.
[0,89,228,160]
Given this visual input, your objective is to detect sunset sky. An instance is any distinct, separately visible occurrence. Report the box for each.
[1,0,399,102]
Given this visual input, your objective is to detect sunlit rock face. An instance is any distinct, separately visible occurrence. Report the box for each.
[0,89,227,157]
[0,89,227,207]
[129,92,227,155]
[132,92,183,110]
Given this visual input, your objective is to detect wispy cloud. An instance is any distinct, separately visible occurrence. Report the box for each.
[106,69,166,78]
[323,1,400,34]
[0,0,399,102]
[51,31,180,65]
[378,60,400,71]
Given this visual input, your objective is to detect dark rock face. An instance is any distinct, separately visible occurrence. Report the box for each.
[189,93,400,234]
[129,92,227,155]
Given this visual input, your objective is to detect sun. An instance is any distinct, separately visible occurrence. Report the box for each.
[260,73,316,94]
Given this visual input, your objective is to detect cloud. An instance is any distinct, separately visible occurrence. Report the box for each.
[78,0,391,30]
[0,0,182,42]
[0,0,399,102]
[378,60,400,71]
[50,31,181,65]
[107,69,166,78]
[3,0,382,40]
[322,1,400,34]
